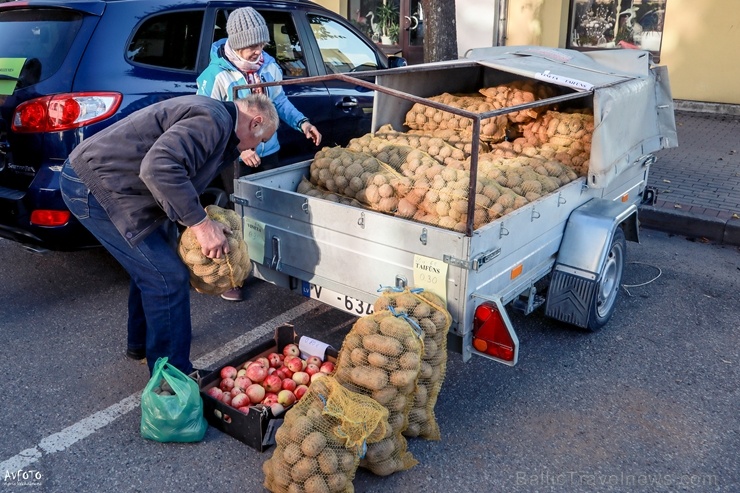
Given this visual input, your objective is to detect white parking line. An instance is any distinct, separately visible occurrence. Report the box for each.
[0,300,324,472]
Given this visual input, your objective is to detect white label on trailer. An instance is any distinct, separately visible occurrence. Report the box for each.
[244,217,265,264]
[535,70,594,91]
[413,254,448,304]
[300,281,375,316]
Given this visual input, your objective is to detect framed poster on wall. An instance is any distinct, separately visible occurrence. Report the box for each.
[566,0,667,61]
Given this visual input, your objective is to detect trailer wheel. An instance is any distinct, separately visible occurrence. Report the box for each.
[588,227,626,331]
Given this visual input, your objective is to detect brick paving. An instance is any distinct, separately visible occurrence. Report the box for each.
[641,110,740,245]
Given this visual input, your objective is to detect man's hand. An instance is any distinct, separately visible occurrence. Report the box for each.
[190,218,231,259]
[301,122,322,146]
[240,149,261,167]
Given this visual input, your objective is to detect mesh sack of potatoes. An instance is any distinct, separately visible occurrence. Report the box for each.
[374,123,489,158]
[373,287,452,440]
[403,92,509,142]
[519,110,594,175]
[262,376,389,493]
[355,128,470,170]
[477,155,578,203]
[309,146,407,214]
[177,205,251,295]
[296,176,365,207]
[478,80,558,124]
[334,310,424,476]
[404,161,525,230]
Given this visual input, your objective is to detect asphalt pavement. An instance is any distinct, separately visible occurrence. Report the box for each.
[640,108,740,245]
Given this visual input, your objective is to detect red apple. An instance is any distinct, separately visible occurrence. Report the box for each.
[304,363,321,376]
[220,366,237,380]
[221,393,233,406]
[285,356,304,373]
[237,406,250,415]
[294,385,309,400]
[255,356,270,369]
[206,387,223,400]
[234,375,252,390]
[245,362,267,384]
[268,352,283,368]
[236,368,248,378]
[246,383,266,404]
[263,374,282,393]
[282,343,300,358]
[230,386,245,397]
[270,403,285,416]
[306,355,323,367]
[319,361,335,374]
[262,393,279,406]
[219,377,235,392]
[231,393,250,408]
[292,371,310,386]
[277,389,296,406]
[240,360,253,370]
[275,368,289,380]
[281,378,297,392]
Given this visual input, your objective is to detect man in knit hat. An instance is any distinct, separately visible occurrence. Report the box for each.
[196,7,322,301]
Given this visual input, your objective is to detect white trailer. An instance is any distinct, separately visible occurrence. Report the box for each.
[233,46,677,366]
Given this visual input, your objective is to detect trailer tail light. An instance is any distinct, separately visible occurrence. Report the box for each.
[472,301,517,363]
[30,210,71,227]
[11,93,122,133]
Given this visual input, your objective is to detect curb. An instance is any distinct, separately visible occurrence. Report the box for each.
[639,203,740,246]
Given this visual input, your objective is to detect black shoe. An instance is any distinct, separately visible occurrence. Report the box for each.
[126,347,146,360]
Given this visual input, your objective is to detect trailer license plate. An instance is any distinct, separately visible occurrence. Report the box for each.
[301,281,374,316]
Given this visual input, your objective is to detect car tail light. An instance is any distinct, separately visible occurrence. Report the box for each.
[472,301,517,363]
[11,93,122,133]
[30,210,71,227]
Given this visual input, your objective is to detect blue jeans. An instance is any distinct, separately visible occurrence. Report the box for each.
[60,161,193,375]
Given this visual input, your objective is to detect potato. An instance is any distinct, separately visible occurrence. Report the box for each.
[301,431,327,458]
[283,442,303,465]
[350,366,388,391]
[362,334,403,357]
[367,351,392,369]
[291,457,318,482]
[389,369,418,389]
[304,475,330,493]
[364,437,395,463]
[371,386,398,406]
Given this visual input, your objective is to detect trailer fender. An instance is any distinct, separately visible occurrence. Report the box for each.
[544,199,635,329]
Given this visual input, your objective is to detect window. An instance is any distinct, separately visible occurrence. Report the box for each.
[309,15,379,74]
[566,0,668,61]
[127,11,204,70]
[212,9,307,78]
[0,9,83,87]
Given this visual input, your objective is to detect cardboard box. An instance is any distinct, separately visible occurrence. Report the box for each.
[199,324,337,451]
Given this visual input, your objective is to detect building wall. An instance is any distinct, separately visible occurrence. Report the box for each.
[504,0,740,105]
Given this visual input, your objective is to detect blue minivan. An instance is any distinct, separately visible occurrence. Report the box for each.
[0,0,404,250]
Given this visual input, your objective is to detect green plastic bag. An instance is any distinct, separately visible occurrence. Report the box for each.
[140,357,208,443]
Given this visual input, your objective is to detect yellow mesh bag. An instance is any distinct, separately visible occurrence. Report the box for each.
[178,205,251,295]
[297,176,365,207]
[403,92,509,142]
[478,80,558,124]
[262,376,389,493]
[309,146,405,214]
[373,287,452,440]
[334,310,423,476]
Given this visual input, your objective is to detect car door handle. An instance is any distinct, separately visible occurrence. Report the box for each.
[337,97,358,108]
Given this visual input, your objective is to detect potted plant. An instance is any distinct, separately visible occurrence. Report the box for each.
[375,1,399,44]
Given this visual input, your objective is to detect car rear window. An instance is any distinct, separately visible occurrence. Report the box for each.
[127,10,204,71]
[0,8,83,89]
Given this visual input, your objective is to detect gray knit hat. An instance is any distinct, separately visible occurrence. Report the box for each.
[226,7,270,50]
